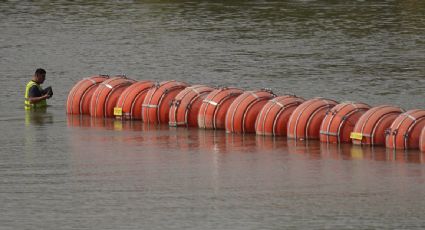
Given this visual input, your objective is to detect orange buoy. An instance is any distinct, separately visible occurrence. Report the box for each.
[351,105,404,146]
[66,75,109,114]
[319,102,370,143]
[169,85,214,127]
[287,98,338,140]
[114,80,155,120]
[225,89,276,133]
[198,87,244,129]
[255,95,305,136]
[386,109,425,150]
[142,80,188,125]
[89,76,135,118]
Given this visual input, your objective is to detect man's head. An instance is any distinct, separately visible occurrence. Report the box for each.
[34,68,46,84]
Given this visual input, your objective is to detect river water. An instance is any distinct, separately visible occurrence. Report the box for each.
[1,1,425,229]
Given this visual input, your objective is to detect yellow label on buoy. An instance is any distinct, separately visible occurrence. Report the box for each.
[350,132,363,140]
[114,107,122,116]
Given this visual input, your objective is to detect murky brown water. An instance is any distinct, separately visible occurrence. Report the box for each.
[1,1,425,229]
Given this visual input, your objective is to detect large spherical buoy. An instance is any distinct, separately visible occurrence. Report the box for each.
[255,95,305,136]
[225,89,276,133]
[287,98,338,140]
[114,80,155,120]
[142,80,188,125]
[66,75,109,114]
[198,87,244,129]
[89,76,135,118]
[386,109,425,150]
[351,105,404,146]
[319,102,370,143]
[169,85,214,127]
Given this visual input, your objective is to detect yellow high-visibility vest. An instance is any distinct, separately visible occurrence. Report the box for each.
[24,80,47,110]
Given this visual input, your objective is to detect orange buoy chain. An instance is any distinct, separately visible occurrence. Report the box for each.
[66,76,425,151]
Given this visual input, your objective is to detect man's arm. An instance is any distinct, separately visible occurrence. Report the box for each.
[28,94,50,104]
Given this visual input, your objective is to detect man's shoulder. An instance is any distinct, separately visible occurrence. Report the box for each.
[27,80,37,85]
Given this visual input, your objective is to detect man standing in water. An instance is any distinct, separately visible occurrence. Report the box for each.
[24,68,53,110]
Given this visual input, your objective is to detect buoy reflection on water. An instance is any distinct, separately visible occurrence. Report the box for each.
[67,116,425,164]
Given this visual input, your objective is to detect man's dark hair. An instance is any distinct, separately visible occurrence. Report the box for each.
[35,68,46,76]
